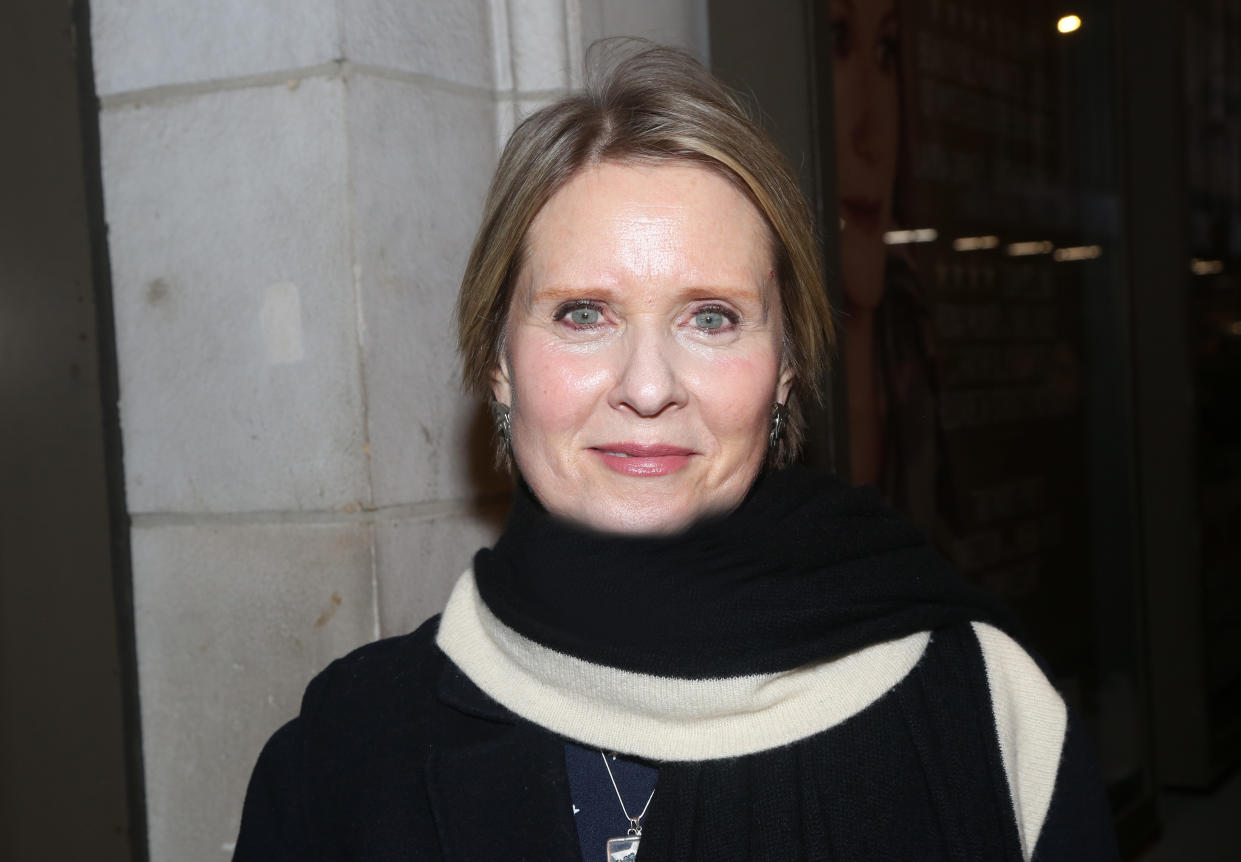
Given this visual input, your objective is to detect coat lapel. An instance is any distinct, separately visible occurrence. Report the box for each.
[426,661,581,861]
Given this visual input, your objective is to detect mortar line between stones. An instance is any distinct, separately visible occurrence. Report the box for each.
[98,62,562,110]
[334,41,382,640]
[490,0,518,148]
[565,0,584,89]
[368,521,381,641]
[353,63,563,100]
[129,494,510,528]
[505,0,520,100]
[99,61,345,108]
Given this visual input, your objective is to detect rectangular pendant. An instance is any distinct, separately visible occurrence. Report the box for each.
[606,835,640,861]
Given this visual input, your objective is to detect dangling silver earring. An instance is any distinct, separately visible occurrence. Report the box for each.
[491,401,512,453]
[769,402,789,451]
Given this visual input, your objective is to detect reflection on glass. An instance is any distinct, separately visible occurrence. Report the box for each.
[953,235,1001,251]
[1051,245,1102,262]
[883,228,938,244]
[827,0,1152,826]
[1006,240,1055,256]
[829,0,927,506]
[1184,0,1241,770]
[1191,258,1225,276]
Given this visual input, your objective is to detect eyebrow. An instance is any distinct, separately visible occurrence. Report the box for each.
[530,283,764,303]
[526,285,618,305]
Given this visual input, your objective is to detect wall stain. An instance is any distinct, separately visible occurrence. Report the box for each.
[146,278,170,305]
[314,592,343,628]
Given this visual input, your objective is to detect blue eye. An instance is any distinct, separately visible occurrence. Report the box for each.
[694,310,724,329]
[552,301,605,328]
[692,306,736,331]
[568,306,601,326]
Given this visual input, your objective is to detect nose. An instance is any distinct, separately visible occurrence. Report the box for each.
[608,324,688,417]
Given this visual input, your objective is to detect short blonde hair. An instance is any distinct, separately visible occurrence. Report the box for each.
[456,40,834,465]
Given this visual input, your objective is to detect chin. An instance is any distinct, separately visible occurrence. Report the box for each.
[585,499,702,536]
[517,442,768,536]
[566,473,757,537]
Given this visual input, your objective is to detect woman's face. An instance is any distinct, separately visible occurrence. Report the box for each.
[493,161,793,534]
[831,0,901,310]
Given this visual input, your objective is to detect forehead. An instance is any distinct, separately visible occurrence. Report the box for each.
[519,161,775,298]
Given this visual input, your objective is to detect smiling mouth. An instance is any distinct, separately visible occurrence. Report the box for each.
[591,443,694,476]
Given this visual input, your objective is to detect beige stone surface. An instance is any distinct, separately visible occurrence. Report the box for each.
[101,78,369,514]
[347,72,506,509]
[132,520,376,859]
[92,0,340,96]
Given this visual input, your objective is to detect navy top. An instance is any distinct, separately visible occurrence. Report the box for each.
[564,742,659,862]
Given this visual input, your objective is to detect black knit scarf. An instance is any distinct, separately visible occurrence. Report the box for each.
[471,465,1015,861]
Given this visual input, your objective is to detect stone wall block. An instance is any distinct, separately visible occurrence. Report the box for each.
[101,78,369,514]
[375,507,507,637]
[508,0,571,91]
[487,0,514,92]
[494,96,519,152]
[577,0,708,58]
[131,520,376,861]
[516,94,566,125]
[92,0,341,96]
[348,74,507,507]
[342,0,493,90]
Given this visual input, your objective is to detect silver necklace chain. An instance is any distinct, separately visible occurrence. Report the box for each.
[600,751,655,835]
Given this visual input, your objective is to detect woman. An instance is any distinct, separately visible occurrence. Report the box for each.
[235,43,1117,861]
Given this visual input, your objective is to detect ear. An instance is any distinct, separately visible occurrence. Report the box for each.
[776,361,795,406]
[491,354,513,407]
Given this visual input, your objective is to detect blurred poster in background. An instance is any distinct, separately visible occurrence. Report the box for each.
[827,0,1148,806]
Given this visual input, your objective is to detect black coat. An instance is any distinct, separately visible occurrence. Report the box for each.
[236,618,582,860]
[234,615,1119,861]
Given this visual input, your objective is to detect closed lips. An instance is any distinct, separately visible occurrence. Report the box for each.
[592,444,695,457]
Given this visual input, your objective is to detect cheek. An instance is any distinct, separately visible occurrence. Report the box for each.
[689,353,780,433]
[510,345,610,434]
